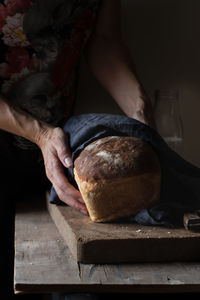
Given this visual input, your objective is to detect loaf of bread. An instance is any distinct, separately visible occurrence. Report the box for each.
[74,136,161,222]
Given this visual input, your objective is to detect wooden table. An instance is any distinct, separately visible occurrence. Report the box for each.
[14,194,200,295]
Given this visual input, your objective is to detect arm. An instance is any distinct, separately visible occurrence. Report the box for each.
[84,0,156,128]
[0,95,87,213]
[0,95,50,144]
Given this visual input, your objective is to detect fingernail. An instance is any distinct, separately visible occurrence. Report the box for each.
[65,158,72,168]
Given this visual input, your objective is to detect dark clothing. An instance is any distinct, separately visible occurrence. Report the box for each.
[0,129,49,196]
[0,0,100,120]
[49,113,200,228]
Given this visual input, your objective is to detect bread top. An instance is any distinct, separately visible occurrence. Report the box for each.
[74,136,161,182]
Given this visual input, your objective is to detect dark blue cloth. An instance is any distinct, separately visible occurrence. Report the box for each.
[49,113,200,227]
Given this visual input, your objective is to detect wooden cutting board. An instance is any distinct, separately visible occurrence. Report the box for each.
[47,197,200,264]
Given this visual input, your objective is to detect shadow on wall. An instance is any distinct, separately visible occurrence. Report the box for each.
[76,0,200,167]
[121,0,200,93]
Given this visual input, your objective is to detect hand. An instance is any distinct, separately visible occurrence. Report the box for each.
[133,107,157,130]
[131,97,157,130]
[38,126,88,214]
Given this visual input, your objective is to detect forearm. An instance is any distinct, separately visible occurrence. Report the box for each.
[0,95,53,145]
[85,36,156,128]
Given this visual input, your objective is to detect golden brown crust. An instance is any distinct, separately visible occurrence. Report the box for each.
[74,169,161,222]
[73,136,161,222]
[74,136,160,182]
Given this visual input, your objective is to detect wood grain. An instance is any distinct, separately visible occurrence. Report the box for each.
[14,195,200,294]
[47,195,200,264]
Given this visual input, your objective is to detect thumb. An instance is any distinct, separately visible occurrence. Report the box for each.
[57,143,73,169]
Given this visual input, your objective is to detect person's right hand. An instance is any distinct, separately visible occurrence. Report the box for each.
[37,126,88,215]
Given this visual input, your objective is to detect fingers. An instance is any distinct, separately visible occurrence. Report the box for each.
[56,134,73,168]
[46,156,88,214]
[39,127,88,214]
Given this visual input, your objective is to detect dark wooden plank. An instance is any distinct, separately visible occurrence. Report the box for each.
[47,197,200,264]
[14,195,200,294]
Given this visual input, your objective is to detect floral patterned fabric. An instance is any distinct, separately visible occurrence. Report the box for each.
[0,0,100,125]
